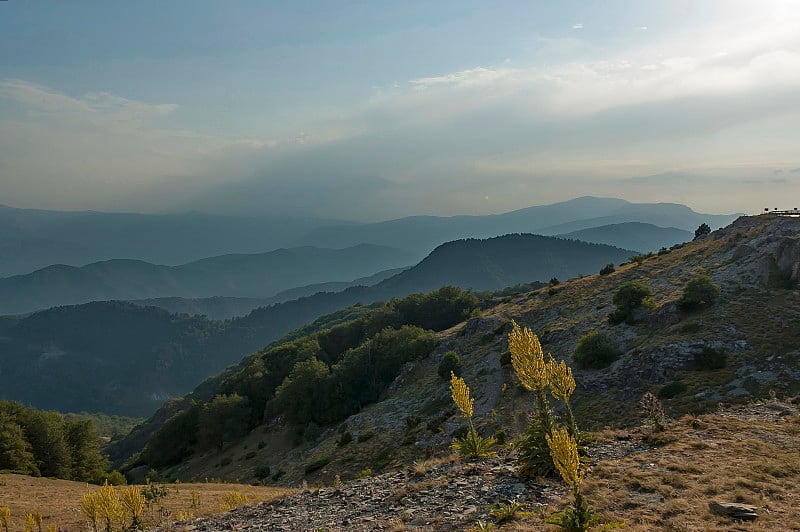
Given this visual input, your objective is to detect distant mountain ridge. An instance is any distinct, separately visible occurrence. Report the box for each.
[557,222,693,253]
[298,198,738,256]
[0,232,633,416]
[0,245,414,316]
[0,197,738,277]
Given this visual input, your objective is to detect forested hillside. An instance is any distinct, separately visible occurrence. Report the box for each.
[109,287,478,469]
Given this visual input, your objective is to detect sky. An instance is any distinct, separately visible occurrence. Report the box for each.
[1,0,799,220]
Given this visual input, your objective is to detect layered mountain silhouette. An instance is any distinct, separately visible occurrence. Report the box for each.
[0,233,633,416]
[0,197,737,277]
[0,245,413,316]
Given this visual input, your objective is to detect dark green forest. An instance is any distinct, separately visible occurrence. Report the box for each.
[114,287,478,469]
[0,401,111,482]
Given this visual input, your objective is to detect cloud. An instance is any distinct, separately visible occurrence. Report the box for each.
[0,79,178,118]
[3,2,800,219]
[572,23,584,29]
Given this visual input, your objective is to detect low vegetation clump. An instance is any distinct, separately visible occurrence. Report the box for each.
[691,347,727,371]
[640,392,668,432]
[678,274,721,311]
[609,282,652,324]
[599,263,615,275]
[572,331,621,369]
[438,350,462,380]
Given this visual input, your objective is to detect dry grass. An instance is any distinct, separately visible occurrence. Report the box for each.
[514,404,800,531]
[0,475,297,531]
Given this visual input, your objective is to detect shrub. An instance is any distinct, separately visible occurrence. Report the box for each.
[572,332,621,369]
[680,321,702,334]
[549,277,560,287]
[692,348,727,370]
[101,470,128,486]
[499,350,512,365]
[438,351,462,380]
[599,263,615,275]
[629,253,653,265]
[679,274,721,311]
[658,381,688,399]
[357,431,374,443]
[303,457,331,475]
[254,464,271,479]
[337,431,353,446]
[609,282,652,324]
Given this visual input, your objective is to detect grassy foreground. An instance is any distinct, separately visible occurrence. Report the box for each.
[0,475,296,531]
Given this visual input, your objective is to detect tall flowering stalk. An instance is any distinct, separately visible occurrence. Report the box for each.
[0,507,10,532]
[449,372,495,458]
[80,487,100,532]
[120,486,146,530]
[509,321,554,435]
[96,482,124,532]
[546,428,601,531]
[547,355,578,439]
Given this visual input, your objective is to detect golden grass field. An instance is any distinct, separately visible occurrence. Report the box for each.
[0,475,297,531]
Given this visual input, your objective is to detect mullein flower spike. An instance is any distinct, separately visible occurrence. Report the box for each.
[509,321,549,390]
[546,427,584,488]
[547,354,576,402]
[450,371,474,418]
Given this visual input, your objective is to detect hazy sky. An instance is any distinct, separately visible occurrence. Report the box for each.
[1,1,799,220]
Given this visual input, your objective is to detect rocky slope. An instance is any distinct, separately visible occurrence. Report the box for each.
[154,215,799,491]
[179,400,799,531]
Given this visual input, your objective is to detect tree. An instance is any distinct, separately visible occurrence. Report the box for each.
[65,419,108,482]
[609,282,652,324]
[694,223,711,240]
[678,274,721,311]
[0,415,39,475]
[197,394,251,451]
[271,359,330,427]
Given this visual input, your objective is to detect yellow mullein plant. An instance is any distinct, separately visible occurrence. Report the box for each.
[80,488,100,532]
[120,486,146,530]
[96,482,124,532]
[508,321,557,476]
[449,372,495,458]
[545,427,610,531]
[547,354,579,438]
[508,321,548,391]
[0,507,10,532]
